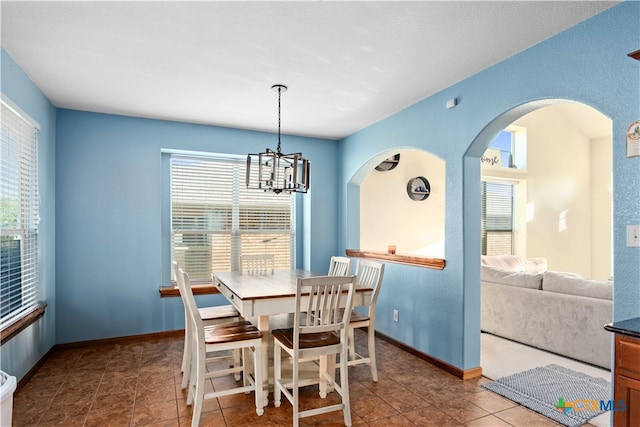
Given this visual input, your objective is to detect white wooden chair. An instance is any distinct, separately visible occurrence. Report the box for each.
[347,260,385,382]
[178,268,264,426]
[327,256,352,276]
[272,275,356,427]
[239,253,275,274]
[172,262,241,389]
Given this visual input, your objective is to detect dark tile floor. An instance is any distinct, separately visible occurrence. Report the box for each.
[13,330,586,426]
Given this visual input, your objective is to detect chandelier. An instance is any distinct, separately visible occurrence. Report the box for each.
[246,84,310,194]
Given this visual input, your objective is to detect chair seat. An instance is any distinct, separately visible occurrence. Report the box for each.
[335,309,369,323]
[199,305,240,320]
[272,328,340,349]
[204,320,262,344]
[349,311,370,323]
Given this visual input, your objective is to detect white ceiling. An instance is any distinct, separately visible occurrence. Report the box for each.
[549,102,612,140]
[1,1,618,140]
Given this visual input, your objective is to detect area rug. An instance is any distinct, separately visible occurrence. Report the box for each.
[482,364,611,427]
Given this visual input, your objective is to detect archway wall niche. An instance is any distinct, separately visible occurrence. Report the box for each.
[359,149,445,258]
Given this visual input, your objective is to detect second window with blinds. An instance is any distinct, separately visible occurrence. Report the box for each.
[1,98,41,331]
[481,180,515,256]
[170,154,294,281]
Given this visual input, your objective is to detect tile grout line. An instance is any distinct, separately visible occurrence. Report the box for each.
[129,345,144,427]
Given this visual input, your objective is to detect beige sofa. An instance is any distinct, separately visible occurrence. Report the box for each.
[480,255,613,369]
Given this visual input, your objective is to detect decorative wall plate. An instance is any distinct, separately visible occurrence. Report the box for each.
[407,176,430,201]
[375,154,400,171]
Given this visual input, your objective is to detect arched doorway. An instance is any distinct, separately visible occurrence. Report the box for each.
[466,100,612,380]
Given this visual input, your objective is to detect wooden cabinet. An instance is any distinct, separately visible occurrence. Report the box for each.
[614,334,640,427]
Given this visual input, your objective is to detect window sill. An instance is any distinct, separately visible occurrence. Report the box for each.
[346,249,445,270]
[159,281,221,298]
[482,168,528,178]
[1,303,47,345]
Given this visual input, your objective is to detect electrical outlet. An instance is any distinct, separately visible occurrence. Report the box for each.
[393,309,399,322]
[627,225,640,247]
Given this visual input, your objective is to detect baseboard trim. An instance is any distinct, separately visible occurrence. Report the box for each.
[375,330,482,380]
[16,345,56,393]
[53,329,184,350]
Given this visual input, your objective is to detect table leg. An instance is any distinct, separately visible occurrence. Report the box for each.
[257,315,270,406]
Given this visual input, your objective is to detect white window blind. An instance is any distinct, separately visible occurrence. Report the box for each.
[171,154,293,280]
[1,99,40,330]
[481,181,514,256]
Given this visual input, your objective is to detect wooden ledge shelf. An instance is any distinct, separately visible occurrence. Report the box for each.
[1,303,47,345]
[346,249,445,270]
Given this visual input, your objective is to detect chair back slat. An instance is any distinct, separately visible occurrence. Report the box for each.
[239,254,275,274]
[355,260,385,313]
[328,256,352,276]
[296,275,356,337]
[172,261,187,288]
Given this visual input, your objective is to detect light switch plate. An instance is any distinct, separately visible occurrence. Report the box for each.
[627,225,640,247]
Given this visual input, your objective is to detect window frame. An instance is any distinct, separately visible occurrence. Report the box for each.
[0,96,42,335]
[161,150,297,288]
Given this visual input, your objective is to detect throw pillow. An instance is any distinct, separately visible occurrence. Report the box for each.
[524,257,547,274]
[481,266,543,289]
[542,270,613,300]
[480,255,524,272]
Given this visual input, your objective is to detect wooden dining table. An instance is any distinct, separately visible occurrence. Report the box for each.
[212,269,372,404]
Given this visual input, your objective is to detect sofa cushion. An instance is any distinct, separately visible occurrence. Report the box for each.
[542,270,613,300]
[524,257,547,274]
[481,255,524,272]
[481,266,543,289]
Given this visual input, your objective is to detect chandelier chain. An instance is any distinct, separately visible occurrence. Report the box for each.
[277,86,282,154]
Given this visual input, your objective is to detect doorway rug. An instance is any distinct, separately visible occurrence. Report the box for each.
[482,364,611,427]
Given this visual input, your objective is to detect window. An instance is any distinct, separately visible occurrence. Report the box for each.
[481,181,514,256]
[170,154,294,281]
[481,126,527,170]
[1,98,40,331]
[486,130,514,168]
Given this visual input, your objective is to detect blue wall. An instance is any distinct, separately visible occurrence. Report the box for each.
[54,110,339,344]
[339,2,639,370]
[0,49,57,380]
